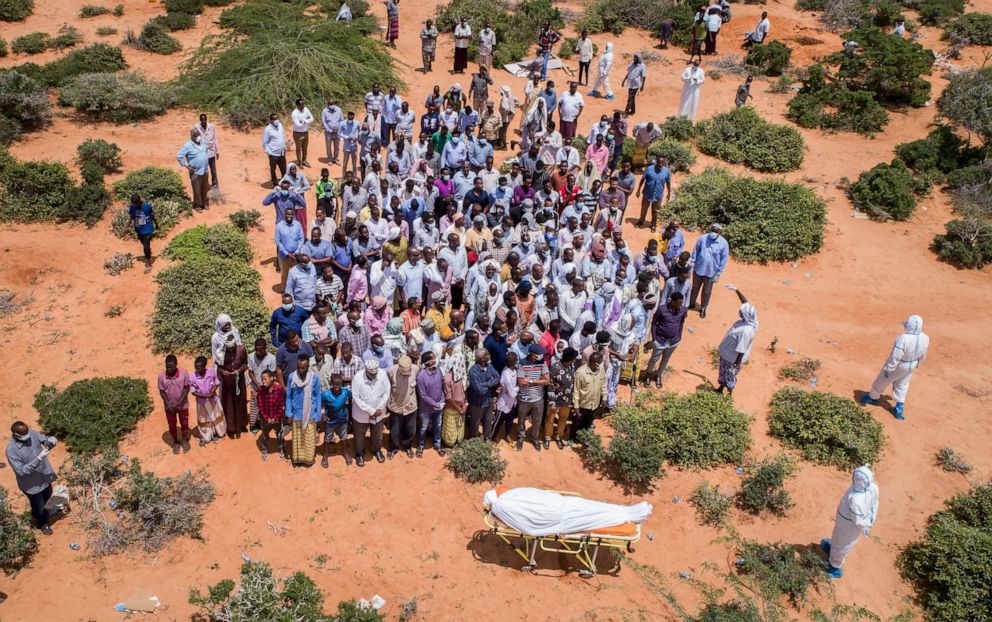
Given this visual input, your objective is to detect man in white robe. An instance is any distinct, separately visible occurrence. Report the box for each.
[678,60,705,121]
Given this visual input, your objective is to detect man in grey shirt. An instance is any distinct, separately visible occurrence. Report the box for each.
[5,422,57,534]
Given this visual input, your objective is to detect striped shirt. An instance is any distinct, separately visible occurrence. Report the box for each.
[516,361,548,403]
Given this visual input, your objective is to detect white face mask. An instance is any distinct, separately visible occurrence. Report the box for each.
[709,232,719,240]
[14,433,30,442]
[282,303,294,311]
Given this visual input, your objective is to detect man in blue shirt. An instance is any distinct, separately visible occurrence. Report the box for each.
[285,253,319,311]
[635,155,672,232]
[483,319,509,372]
[303,227,333,277]
[128,194,158,272]
[176,129,211,211]
[689,223,730,318]
[275,209,304,290]
[466,348,500,439]
[270,293,310,347]
[441,130,467,170]
[540,82,558,125]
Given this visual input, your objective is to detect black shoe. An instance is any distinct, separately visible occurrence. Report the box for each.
[41,526,53,536]
[387,450,397,460]
[172,443,181,455]
[416,447,424,458]
[344,454,353,465]
[182,439,191,453]
[688,303,697,310]
[699,307,707,319]
[532,440,542,451]
[556,438,564,450]
[435,445,446,457]
[543,439,550,449]
[406,449,414,458]
[515,439,524,451]
[375,450,386,463]
[356,455,365,467]
[321,457,329,468]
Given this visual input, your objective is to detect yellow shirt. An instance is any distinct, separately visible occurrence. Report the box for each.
[572,364,606,410]
[425,307,454,341]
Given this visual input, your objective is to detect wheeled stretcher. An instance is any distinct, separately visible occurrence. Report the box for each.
[482,488,644,578]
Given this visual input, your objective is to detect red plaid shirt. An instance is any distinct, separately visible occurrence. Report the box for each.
[537,29,561,54]
[257,384,286,422]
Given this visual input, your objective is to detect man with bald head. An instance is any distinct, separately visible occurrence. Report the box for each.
[6,422,57,534]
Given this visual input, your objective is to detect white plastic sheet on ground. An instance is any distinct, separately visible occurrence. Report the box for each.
[503,58,564,77]
[483,487,652,537]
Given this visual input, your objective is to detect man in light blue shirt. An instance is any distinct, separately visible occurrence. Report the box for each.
[285,253,319,311]
[262,113,287,186]
[381,87,402,144]
[441,131,467,170]
[468,134,494,171]
[321,98,344,164]
[635,156,671,232]
[303,227,334,277]
[276,210,305,291]
[689,223,730,318]
[451,162,477,202]
[662,220,685,263]
[176,129,211,210]
[458,107,479,134]
[339,111,360,176]
[397,247,426,305]
[661,266,692,309]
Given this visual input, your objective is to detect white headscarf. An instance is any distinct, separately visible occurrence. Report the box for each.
[739,302,758,329]
[211,313,241,366]
[292,367,316,430]
[841,466,880,533]
[525,97,548,132]
[499,86,516,115]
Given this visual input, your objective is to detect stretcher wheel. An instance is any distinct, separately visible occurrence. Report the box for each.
[579,570,594,579]
[521,564,535,572]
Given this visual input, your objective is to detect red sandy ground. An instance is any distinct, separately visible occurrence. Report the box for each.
[1,0,991,620]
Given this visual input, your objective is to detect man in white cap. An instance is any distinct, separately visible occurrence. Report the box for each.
[689,223,729,319]
[715,289,756,395]
[351,358,391,466]
[859,315,929,420]
[821,466,879,579]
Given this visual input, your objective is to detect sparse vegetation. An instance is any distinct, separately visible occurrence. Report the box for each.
[136,20,182,55]
[690,482,735,526]
[0,148,73,223]
[111,198,190,240]
[736,455,796,516]
[769,387,885,470]
[646,138,695,173]
[76,138,123,174]
[787,64,889,135]
[735,539,828,608]
[95,26,117,36]
[0,485,37,574]
[103,252,134,276]
[0,71,51,144]
[113,166,190,204]
[665,167,827,262]
[745,41,792,76]
[25,42,128,86]
[938,66,992,147]
[58,72,179,123]
[12,32,51,55]
[80,4,111,17]
[935,446,973,473]
[229,208,263,232]
[447,437,507,483]
[34,377,152,453]
[436,0,562,67]
[932,217,992,269]
[944,13,992,46]
[778,357,822,382]
[0,0,34,21]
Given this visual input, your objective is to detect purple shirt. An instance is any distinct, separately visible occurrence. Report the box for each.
[651,304,688,346]
[157,369,190,412]
[512,185,536,206]
[416,367,445,413]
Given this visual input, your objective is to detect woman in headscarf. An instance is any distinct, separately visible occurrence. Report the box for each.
[218,331,249,438]
[715,290,758,395]
[281,163,311,234]
[582,237,611,290]
[859,315,929,420]
[821,466,880,579]
[211,314,241,368]
[440,345,468,448]
[286,356,321,467]
[190,355,227,446]
[605,314,636,409]
[364,295,393,337]
[498,86,519,150]
[590,42,615,99]
[520,97,548,152]
[383,317,407,360]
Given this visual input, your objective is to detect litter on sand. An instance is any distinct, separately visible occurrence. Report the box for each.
[114,590,161,613]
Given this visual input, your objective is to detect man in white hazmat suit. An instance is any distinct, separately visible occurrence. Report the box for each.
[589,43,615,100]
[820,466,879,579]
[858,315,928,420]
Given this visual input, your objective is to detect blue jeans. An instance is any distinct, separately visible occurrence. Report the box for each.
[540,51,550,80]
[610,140,625,169]
[417,410,442,448]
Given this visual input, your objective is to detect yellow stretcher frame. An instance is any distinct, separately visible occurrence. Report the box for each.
[482,490,641,578]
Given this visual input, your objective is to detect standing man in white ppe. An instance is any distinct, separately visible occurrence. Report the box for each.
[859,315,929,420]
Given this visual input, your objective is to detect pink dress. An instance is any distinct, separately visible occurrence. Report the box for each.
[190,368,227,441]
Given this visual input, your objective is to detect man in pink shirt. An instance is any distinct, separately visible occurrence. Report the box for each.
[157,354,191,454]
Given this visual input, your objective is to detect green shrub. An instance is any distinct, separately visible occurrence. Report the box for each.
[736,455,796,516]
[938,66,992,146]
[745,41,792,76]
[0,71,51,144]
[849,159,917,221]
[607,409,669,486]
[165,0,203,14]
[57,181,112,227]
[113,166,189,204]
[50,25,82,50]
[0,0,33,21]
[946,164,992,189]
[152,12,196,31]
[736,540,828,608]
[895,126,980,177]
[696,107,804,173]
[932,217,992,269]
[111,198,190,239]
[113,3,123,15]
[935,446,973,474]
[163,224,253,263]
[95,26,117,36]
[447,437,507,483]
[436,0,562,67]
[153,257,270,353]
[944,13,992,46]
[646,139,695,173]
[658,115,695,141]
[34,377,152,453]
[183,0,401,128]
[575,426,607,469]
[59,72,178,123]
[32,43,127,86]
[872,0,903,27]
[12,32,51,55]
[138,20,182,54]
[576,0,667,35]
[76,138,123,174]
[768,387,884,470]
[80,4,110,17]
[665,167,827,262]
[657,390,751,468]
[0,153,73,223]
[190,561,381,622]
[229,208,262,232]
[778,357,821,382]
[0,485,37,574]
[690,482,734,526]
[787,64,889,135]
[899,484,992,622]
[911,0,966,26]
[825,27,933,107]
[557,36,598,60]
